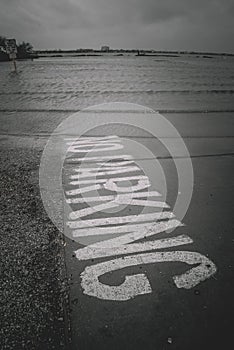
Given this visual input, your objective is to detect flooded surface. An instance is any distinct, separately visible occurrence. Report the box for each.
[1,55,234,350]
[0,55,234,112]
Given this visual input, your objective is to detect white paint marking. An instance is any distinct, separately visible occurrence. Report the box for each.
[65,135,119,140]
[69,199,168,220]
[65,155,133,163]
[74,219,182,248]
[68,143,124,153]
[70,175,149,186]
[66,136,120,145]
[80,251,217,301]
[66,191,161,203]
[62,133,217,300]
[104,177,151,193]
[70,166,141,179]
[67,211,174,229]
[69,201,122,220]
[65,184,101,196]
[72,219,182,240]
[69,191,166,220]
[95,160,135,167]
[75,235,193,260]
[72,163,135,173]
[116,198,168,208]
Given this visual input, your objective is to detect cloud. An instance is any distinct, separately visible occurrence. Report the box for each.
[0,0,233,52]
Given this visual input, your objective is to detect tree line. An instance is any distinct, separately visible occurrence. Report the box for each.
[0,35,35,61]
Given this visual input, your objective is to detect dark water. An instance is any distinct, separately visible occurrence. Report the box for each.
[0,55,234,112]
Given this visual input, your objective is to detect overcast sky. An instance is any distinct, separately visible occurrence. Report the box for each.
[1,0,234,52]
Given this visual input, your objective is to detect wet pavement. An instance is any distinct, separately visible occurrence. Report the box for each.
[1,103,234,349]
[61,105,234,350]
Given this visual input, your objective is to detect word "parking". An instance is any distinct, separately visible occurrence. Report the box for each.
[64,135,217,301]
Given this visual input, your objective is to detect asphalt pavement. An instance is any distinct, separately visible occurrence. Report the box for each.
[1,107,234,350]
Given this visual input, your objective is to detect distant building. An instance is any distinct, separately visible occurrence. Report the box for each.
[101,46,110,52]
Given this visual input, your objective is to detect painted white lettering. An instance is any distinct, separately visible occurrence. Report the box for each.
[67,211,175,229]
[80,251,217,301]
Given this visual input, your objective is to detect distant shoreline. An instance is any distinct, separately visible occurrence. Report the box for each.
[34,49,234,57]
[1,49,233,62]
